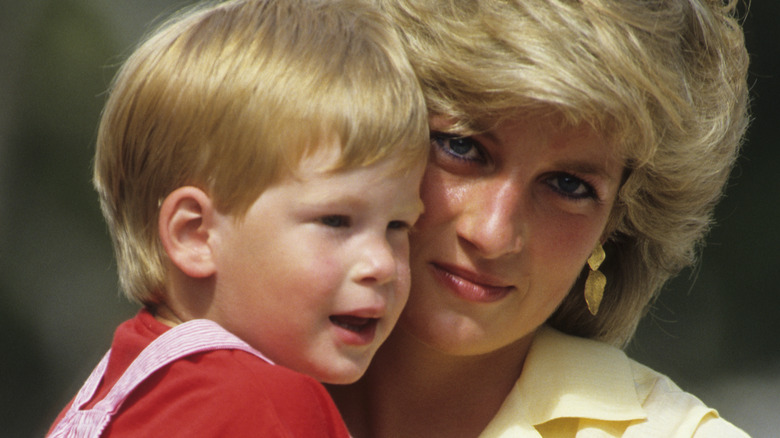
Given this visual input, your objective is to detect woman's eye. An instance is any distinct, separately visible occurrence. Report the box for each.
[546,174,596,199]
[319,215,350,228]
[431,132,485,162]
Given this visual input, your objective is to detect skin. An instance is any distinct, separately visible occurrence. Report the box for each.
[157,145,426,385]
[330,115,624,437]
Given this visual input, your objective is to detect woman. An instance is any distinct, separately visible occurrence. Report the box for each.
[328,0,750,436]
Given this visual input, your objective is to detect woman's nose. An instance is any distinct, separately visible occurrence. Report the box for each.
[457,179,523,259]
[353,236,397,286]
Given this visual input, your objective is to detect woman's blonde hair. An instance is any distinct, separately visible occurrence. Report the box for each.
[381,0,749,346]
[95,0,428,305]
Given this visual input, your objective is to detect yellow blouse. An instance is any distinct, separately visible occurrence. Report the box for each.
[480,326,749,437]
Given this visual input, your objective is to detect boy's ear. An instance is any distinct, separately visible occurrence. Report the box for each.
[158,186,218,278]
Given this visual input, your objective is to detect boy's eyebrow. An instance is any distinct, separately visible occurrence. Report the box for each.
[299,194,425,217]
[297,193,368,207]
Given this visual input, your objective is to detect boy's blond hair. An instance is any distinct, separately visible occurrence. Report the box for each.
[380,0,749,346]
[95,0,428,305]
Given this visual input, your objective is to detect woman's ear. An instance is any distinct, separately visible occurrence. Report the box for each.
[158,186,218,278]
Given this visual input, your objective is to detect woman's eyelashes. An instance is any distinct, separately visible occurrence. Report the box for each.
[431,132,486,163]
[544,173,598,200]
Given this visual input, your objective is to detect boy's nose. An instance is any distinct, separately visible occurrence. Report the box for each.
[354,237,397,286]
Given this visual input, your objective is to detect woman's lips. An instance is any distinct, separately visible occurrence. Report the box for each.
[430,263,514,303]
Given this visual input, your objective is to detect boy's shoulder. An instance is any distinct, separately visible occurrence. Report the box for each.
[172,347,335,408]
[105,347,348,437]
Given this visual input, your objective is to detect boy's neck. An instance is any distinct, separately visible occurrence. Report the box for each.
[155,267,216,327]
[151,303,185,327]
[329,327,533,438]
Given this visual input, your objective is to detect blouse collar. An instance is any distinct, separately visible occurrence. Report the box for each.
[480,325,646,437]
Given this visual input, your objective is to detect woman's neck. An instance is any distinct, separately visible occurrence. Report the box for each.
[330,327,534,438]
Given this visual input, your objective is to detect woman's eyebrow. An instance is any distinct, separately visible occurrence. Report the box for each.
[555,160,621,182]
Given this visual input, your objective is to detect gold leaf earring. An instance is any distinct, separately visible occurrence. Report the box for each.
[584,244,606,316]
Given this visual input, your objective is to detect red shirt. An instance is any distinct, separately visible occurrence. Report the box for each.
[48,310,351,437]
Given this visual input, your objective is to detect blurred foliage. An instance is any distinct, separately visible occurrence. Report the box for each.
[1,1,142,436]
[9,1,115,221]
[0,281,52,436]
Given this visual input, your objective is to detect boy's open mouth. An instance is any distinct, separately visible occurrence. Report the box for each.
[329,315,378,333]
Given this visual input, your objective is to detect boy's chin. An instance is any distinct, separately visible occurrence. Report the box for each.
[313,359,370,385]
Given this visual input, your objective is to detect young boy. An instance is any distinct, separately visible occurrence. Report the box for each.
[47,0,428,436]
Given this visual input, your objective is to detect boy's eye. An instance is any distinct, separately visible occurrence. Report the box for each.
[319,215,350,228]
[431,132,485,162]
[387,220,411,231]
[546,174,596,199]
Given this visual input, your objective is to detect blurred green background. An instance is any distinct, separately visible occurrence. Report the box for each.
[1,1,777,436]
